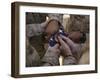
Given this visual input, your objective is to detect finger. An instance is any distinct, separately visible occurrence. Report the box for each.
[60,35,79,54]
[58,36,72,54]
[60,35,75,48]
[53,43,59,49]
[58,36,66,46]
[58,36,71,49]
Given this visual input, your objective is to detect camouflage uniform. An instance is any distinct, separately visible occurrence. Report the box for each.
[26,14,88,67]
[26,13,64,66]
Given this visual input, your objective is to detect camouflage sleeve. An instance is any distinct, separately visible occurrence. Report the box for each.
[63,55,77,65]
[26,40,41,67]
[42,48,60,66]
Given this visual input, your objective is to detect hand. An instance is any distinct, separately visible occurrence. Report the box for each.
[59,35,79,54]
[59,35,81,60]
[58,36,72,57]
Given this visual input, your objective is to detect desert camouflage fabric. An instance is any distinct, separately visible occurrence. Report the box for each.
[26,14,89,67]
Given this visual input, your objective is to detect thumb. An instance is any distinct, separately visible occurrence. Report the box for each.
[58,36,66,46]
